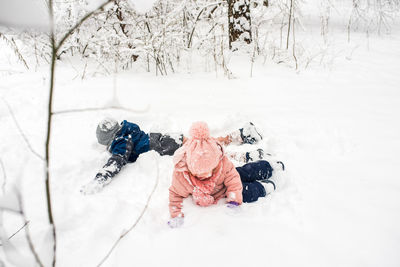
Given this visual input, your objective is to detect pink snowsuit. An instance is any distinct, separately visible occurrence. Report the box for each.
[169,150,243,218]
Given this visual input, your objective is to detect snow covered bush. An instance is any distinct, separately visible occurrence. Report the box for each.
[1,0,399,73]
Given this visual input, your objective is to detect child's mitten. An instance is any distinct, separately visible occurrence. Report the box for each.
[225,201,241,215]
[168,217,184,228]
[226,201,240,208]
[80,179,105,195]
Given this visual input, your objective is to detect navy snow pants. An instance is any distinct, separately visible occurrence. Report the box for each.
[236,160,274,203]
[149,133,183,156]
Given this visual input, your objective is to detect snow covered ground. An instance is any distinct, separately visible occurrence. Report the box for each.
[1,28,400,267]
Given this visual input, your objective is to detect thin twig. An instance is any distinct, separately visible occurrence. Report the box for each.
[97,155,160,267]
[188,2,224,48]
[15,192,45,267]
[0,158,43,266]
[0,33,29,70]
[286,0,294,50]
[45,2,115,266]
[0,221,29,247]
[292,17,298,70]
[11,38,29,70]
[1,98,44,161]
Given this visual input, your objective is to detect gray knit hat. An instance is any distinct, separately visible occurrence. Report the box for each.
[96,118,121,146]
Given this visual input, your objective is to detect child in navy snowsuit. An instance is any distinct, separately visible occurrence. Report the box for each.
[81,118,281,195]
[81,118,184,194]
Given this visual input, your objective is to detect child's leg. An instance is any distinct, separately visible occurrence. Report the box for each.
[220,122,263,145]
[236,160,273,182]
[216,122,263,146]
[149,133,183,156]
[242,181,266,203]
[236,160,277,202]
[226,149,265,164]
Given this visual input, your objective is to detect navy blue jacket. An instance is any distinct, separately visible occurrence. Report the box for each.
[108,120,150,163]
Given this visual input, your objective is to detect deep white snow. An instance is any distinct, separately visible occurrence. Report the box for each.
[1,21,400,267]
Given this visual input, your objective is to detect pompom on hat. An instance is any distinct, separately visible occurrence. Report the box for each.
[189,121,210,140]
[174,122,223,178]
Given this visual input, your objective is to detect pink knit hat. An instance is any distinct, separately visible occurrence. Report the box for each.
[183,122,223,177]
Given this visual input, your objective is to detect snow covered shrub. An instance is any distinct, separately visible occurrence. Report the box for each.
[1,0,399,74]
[347,0,400,37]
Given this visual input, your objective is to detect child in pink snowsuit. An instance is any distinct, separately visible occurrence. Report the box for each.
[168,121,279,228]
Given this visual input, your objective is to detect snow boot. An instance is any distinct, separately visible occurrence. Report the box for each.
[229,122,263,145]
[240,122,263,144]
[259,160,285,194]
[245,149,265,163]
[80,177,110,195]
[260,179,276,195]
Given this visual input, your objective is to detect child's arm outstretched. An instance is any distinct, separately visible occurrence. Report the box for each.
[81,137,133,195]
[95,154,127,182]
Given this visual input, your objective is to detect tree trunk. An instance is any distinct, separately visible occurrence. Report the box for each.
[228,0,252,50]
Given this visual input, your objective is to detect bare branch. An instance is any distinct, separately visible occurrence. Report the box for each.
[16,192,45,267]
[286,0,294,50]
[44,2,117,266]
[1,98,44,161]
[0,167,40,264]
[0,149,43,266]
[0,221,29,247]
[188,2,224,48]
[46,1,58,265]
[56,0,114,52]
[97,155,160,267]
[292,17,298,70]
[0,32,29,70]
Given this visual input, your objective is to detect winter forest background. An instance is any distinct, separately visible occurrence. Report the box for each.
[1,0,400,266]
